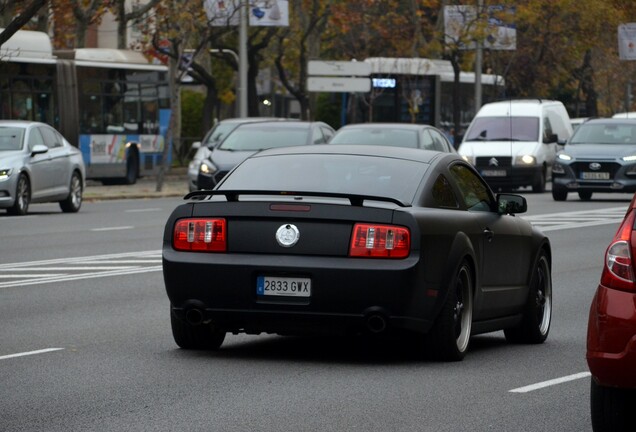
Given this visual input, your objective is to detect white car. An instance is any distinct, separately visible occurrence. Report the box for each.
[458,99,573,193]
[0,120,86,215]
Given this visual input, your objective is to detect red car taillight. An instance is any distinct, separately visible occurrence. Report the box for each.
[600,210,636,292]
[173,218,227,252]
[349,223,410,258]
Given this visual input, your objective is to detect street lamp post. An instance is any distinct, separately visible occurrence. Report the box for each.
[239,0,248,118]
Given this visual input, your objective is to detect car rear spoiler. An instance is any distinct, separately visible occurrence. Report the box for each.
[184,190,411,207]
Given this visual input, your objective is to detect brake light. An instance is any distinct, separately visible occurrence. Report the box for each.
[173,218,227,252]
[349,223,410,258]
[600,210,636,291]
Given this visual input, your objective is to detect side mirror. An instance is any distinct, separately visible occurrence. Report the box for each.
[31,144,48,156]
[543,133,558,144]
[497,193,527,215]
[191,141,201,151]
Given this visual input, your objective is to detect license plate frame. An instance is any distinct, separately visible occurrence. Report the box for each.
[581,172,610,180]
[481,169,507,177]
[256,275,312,298]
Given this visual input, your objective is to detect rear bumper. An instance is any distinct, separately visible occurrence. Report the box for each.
[586,284,636,388]
[163,246,441,336]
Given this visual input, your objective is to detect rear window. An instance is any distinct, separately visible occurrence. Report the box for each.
[219,125,309,151]
[219,153,428,204]
[569,123,636,144]
[330,128,419,148]
[464,117,539,142]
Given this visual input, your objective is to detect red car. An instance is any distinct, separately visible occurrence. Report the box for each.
[587,194,636,431]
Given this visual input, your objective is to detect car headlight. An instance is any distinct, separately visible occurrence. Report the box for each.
[0,168,12,181]
[552,163,565,175]
[558,153,573,161]
[622,155,636,162]
[514,155,536,165]
[199,160,218,175]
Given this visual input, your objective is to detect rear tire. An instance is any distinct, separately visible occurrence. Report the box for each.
[552,186,567,201]
[8,174,30,215]
[532,169,546,193]
[591,378,635,432]
[426,260,473,361]
[170,307,226,350]
[59,171,83,213]
[505,250,552,343]
[579,190,593,201]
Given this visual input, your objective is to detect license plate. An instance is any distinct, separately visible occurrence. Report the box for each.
[481,169,507,177]
[581,172,610,180]
[256,276,311,297]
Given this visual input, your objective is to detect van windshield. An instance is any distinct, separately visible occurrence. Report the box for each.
[464,117,539,142]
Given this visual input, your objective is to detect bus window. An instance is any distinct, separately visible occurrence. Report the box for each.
[124,82,140,132]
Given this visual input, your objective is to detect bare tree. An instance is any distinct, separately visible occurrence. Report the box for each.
[69,0,105,47]
[274,0,331,120]
[109,0,161,49]
[0,0,47,46]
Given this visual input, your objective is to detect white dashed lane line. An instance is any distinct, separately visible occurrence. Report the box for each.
[0,348,65,361]
[509,372,591,393]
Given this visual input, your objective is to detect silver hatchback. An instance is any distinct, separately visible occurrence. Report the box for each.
[0,120,86,215]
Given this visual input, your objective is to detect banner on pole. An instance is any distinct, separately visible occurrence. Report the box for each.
[205,0,289,27]
[444,5,516,51]
[618,23,636,60]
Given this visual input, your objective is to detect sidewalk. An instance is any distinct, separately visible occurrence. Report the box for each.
[83,167,190,201]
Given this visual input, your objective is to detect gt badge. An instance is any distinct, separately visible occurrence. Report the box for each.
[276,224,300,247]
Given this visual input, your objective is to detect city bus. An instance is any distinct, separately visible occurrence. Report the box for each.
[348,57,504,143]
[0,29,170,184]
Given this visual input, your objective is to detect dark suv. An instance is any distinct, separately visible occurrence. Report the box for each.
[552,118,636,201]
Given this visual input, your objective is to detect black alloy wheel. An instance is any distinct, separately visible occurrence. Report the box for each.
[504,251,552,344]
[426,260,473,361]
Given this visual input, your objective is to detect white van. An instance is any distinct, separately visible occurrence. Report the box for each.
[458,99,572,192]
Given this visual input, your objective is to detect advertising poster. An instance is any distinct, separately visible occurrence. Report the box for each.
[618,23,636,61]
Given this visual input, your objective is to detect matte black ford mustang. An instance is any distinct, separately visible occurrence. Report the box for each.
[163,145,552,361]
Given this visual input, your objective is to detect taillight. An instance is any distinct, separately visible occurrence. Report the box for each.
[349,223,410,258]
[173,218,227,252]
[600,210,636,291]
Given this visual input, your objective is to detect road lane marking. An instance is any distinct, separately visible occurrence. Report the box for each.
[0,250,160,269]
[0,266,162,288]
[91,226,134,232]
[125,208,161,213]
[523,207,626,232]
[509,372,591,393]
[0,250,162,288]
[0,348,64,361]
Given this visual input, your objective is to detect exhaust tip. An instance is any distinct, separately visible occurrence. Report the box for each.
[185,308,204,326]
[366,314,387,333]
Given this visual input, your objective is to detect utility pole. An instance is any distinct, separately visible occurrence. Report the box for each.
[239,0,248,117]
[475,0,483,112]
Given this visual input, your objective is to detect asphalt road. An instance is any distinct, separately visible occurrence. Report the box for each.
[0,191,631,432]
